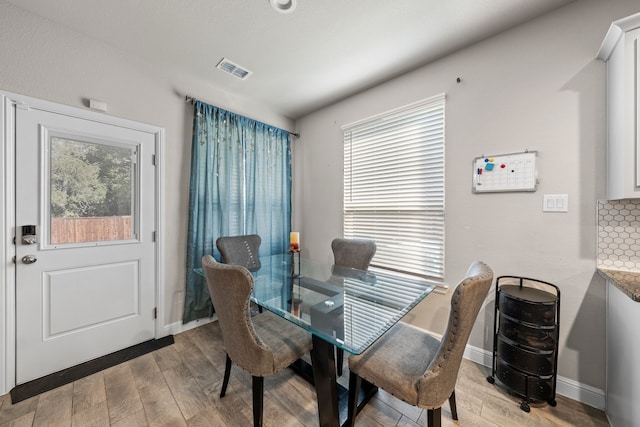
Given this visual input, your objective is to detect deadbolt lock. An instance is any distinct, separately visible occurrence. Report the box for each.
[21,225,37,245]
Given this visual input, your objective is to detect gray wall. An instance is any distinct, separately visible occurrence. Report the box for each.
[292,0,639,395]
[1,0,639,401]
[0,2,293,331]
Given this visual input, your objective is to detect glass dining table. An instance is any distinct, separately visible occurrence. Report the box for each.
[198,253,437,427]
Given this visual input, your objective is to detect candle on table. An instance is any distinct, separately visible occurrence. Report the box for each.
[290,232,300,252]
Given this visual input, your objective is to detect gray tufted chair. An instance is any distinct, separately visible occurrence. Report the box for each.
[201,255,312,427]
[217,234,263,314]
[216,234,262,272]
[331,238,376,376]
[331,238,376,271]
[346,261,493,427]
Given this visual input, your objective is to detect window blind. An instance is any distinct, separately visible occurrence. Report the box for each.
[342,94,445,280]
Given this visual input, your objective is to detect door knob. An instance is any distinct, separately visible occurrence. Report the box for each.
[21,255,37,264]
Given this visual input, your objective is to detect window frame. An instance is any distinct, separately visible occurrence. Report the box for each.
[342,94,445,282]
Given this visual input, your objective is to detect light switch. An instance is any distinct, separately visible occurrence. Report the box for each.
[545,196,555,209]
[543,194,568,212]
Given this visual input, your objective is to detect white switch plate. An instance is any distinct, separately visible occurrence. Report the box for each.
[543,194,568,212]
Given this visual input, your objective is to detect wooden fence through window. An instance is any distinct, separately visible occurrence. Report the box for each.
[50,216,132,244]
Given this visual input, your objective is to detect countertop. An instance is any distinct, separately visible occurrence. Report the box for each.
[598,269,640,302]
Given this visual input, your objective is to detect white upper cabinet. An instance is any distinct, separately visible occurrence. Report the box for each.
[598,13,640,200]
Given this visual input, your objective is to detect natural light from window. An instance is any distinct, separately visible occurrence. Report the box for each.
[342,94,445,281]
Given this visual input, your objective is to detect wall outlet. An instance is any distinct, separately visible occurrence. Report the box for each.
[543,194,568,212]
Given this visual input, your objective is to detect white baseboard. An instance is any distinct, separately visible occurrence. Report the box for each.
[162,316,216,337]
[463,344,605,410]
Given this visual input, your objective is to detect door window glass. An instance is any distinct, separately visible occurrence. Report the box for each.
[49,136,135,244]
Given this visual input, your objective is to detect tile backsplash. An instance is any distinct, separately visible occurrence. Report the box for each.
[598,199,640,271]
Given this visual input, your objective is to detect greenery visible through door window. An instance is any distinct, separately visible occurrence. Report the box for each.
[49,137,134,244]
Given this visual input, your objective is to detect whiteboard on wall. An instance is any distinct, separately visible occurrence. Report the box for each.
[472,151,537,193]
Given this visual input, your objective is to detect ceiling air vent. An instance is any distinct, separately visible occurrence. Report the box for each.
[216,58,252,80]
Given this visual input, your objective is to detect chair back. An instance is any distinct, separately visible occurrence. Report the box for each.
[201,255,275,375]
[331,238,376,271]
[417,261,493,407]
[216,234,262,272]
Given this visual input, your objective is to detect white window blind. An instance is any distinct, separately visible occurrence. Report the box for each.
[343,94,445,280]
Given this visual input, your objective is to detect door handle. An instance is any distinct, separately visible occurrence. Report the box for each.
[21,255,37,264]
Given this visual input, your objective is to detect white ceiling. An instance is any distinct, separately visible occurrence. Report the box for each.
[7,0,576,119]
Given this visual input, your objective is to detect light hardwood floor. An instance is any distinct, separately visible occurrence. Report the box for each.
[0,320,609,426]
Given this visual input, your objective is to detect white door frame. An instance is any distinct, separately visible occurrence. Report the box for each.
[0,91,165,395]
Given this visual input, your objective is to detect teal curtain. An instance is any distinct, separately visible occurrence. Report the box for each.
[183,101,292,323]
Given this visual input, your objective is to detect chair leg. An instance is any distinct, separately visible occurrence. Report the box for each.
[449,390,458,420]
[252,376,264,427]
[336,348,344,376]
[426,407,442,427]
[220,353,232,398]
[346,372,362,427]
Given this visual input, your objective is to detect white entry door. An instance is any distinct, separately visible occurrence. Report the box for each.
[15,105,157,384]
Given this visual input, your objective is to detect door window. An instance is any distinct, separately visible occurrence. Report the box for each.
[48,135,137,245]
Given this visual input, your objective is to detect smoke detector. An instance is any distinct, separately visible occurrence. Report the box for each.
[269,0,297,14]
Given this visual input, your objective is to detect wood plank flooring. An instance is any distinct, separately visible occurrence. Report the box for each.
[0,320,610,426]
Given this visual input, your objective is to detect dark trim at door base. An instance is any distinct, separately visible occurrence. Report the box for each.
[10,335,174,404]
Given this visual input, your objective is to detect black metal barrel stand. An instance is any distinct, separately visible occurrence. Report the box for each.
[487,276,560,412]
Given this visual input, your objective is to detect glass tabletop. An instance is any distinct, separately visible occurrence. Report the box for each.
[196,253,437,355]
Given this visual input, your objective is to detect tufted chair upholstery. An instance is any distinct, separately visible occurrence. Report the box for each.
[216,234,263,315]
[216,234,262,272]
[346,261,493,427]
[201,255,312,427]
[331,238,376,271]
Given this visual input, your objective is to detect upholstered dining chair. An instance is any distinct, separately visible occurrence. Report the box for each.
[216,234,262,272]
[217,234,263,314]
[201,255,312,427]
[331,237,376,376]
[346,261,493,427]
[331,237,376,271]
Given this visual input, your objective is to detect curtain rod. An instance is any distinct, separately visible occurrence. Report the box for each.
[184,95,300,139]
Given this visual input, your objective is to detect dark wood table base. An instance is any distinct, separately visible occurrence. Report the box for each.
[288,336,378,427]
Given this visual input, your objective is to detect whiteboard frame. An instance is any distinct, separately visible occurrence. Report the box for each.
[472,151,538,193]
